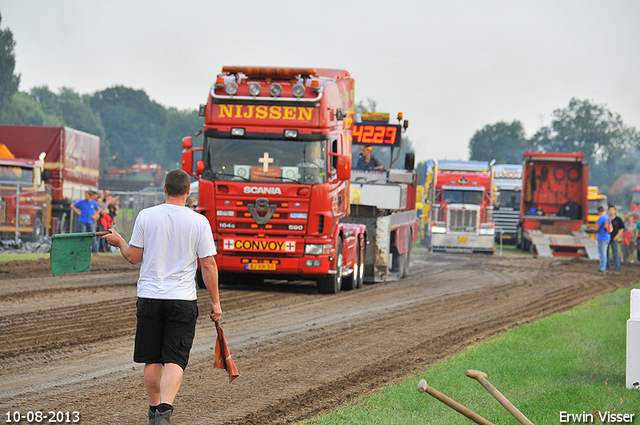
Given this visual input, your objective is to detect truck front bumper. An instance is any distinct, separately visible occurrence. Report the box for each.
[431,233,494,252]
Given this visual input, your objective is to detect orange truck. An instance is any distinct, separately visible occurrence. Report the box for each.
[0,125,100,236]
[517,151,597,258]
[0,145,49,241]
[181,66,417,293]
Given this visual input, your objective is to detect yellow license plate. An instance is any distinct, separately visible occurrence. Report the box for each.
[458,236,468,243]
[246,263,277,271]
[502,235,512,239]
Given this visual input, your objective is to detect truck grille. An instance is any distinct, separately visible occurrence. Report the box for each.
[448,207,478,233]
[493,210,520,234]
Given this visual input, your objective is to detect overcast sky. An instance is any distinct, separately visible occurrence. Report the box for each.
[2,0,639,163]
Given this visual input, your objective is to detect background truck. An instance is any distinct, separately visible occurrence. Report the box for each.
[0,144,50,241]
[492,164,522,244]
[181,66,416,293]
[516,151,596,258]
[423,160,495,253]
[0,125,101,235]
[100,163,166,191]
[586,186,608,238]
[344,113,418,282]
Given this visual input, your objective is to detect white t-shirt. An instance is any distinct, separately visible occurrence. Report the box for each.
[129,203,217,300]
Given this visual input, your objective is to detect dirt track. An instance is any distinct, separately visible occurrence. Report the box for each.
[0,251,638,424]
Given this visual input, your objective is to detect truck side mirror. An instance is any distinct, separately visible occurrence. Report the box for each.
[196,160,205,176]
[405,152,415,171]
[182,137,193,148]
[182,150,193,175]
[336,154,351,181]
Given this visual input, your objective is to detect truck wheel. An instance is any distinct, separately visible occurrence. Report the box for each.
[342,238,364,291]
[516,226,523,250]
[392,251,406,277]
[356,239,364,289]
[317,239,343,294]
[402,243,412,278]
[30,216,43,242]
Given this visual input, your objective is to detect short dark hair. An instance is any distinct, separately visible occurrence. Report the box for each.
[597,206,605,213]
[165,169,190,197]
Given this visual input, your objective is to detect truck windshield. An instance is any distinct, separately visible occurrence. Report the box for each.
[443,189,483,205]
[202,137,328,184]
[0,165,34,185]
[497,189,521,210]
[589,198,608,214]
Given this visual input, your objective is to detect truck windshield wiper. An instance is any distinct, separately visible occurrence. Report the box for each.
[215,172,250,182]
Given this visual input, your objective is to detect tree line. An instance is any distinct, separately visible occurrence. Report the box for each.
[467,98,640,206]
[0,14,202,173]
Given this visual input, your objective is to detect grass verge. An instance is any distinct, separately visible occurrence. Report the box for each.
[0,253,49,262]
[301,283,640,424]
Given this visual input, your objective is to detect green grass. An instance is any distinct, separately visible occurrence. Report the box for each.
[0,253,49,262]
[301,283,640,424]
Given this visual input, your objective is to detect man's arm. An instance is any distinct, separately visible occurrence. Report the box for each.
[201,255,222,322]
[102,229,143,264]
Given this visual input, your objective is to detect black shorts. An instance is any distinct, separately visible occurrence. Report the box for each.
[134,298,199,370]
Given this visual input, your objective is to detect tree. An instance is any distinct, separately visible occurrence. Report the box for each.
[469,121,529,164]
[162,108,202,170]
[30,86,107,141]
[0,13,21,121]
[530,98,640,188]
[90,86,167,169]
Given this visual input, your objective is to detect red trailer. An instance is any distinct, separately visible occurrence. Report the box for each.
[517,151,597,258]
[0,125,100,235]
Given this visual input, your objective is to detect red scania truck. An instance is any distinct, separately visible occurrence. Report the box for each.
[181,66,417,293]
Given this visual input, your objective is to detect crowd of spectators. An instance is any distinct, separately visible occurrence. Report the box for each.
[71,189,119,253]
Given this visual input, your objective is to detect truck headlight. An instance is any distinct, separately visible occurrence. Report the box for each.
[305,243,331,255]
[431,221,446,234]
[20,214,31,225]
[480,223,495,235]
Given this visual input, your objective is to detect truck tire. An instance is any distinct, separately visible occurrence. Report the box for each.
[402,242,412,278]
[30,216,43,242]
[342,238,364,291]
[355,239,364,289]
[317,239,343,294]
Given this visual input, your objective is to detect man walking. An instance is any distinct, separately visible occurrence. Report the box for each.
[607,205,624,274]
[595,205,611,274]
[103,169,221,425]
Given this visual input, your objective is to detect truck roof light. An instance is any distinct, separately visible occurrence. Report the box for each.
[284,130,298,138]
[292,83,305,98]
[231,128,245,137]
[225,82,238,96]
[269,83,282,98]
[310,80,320,88]
[216,77,225,87]
[248,82,261,97]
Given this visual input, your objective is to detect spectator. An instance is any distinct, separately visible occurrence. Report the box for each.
[607,205,624,274]
[595,205,611,274]
[187,195,197,210]
[70,190,100,253]
[99,207,113,252]
[623,215,637,263]
[107,194,119,225]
